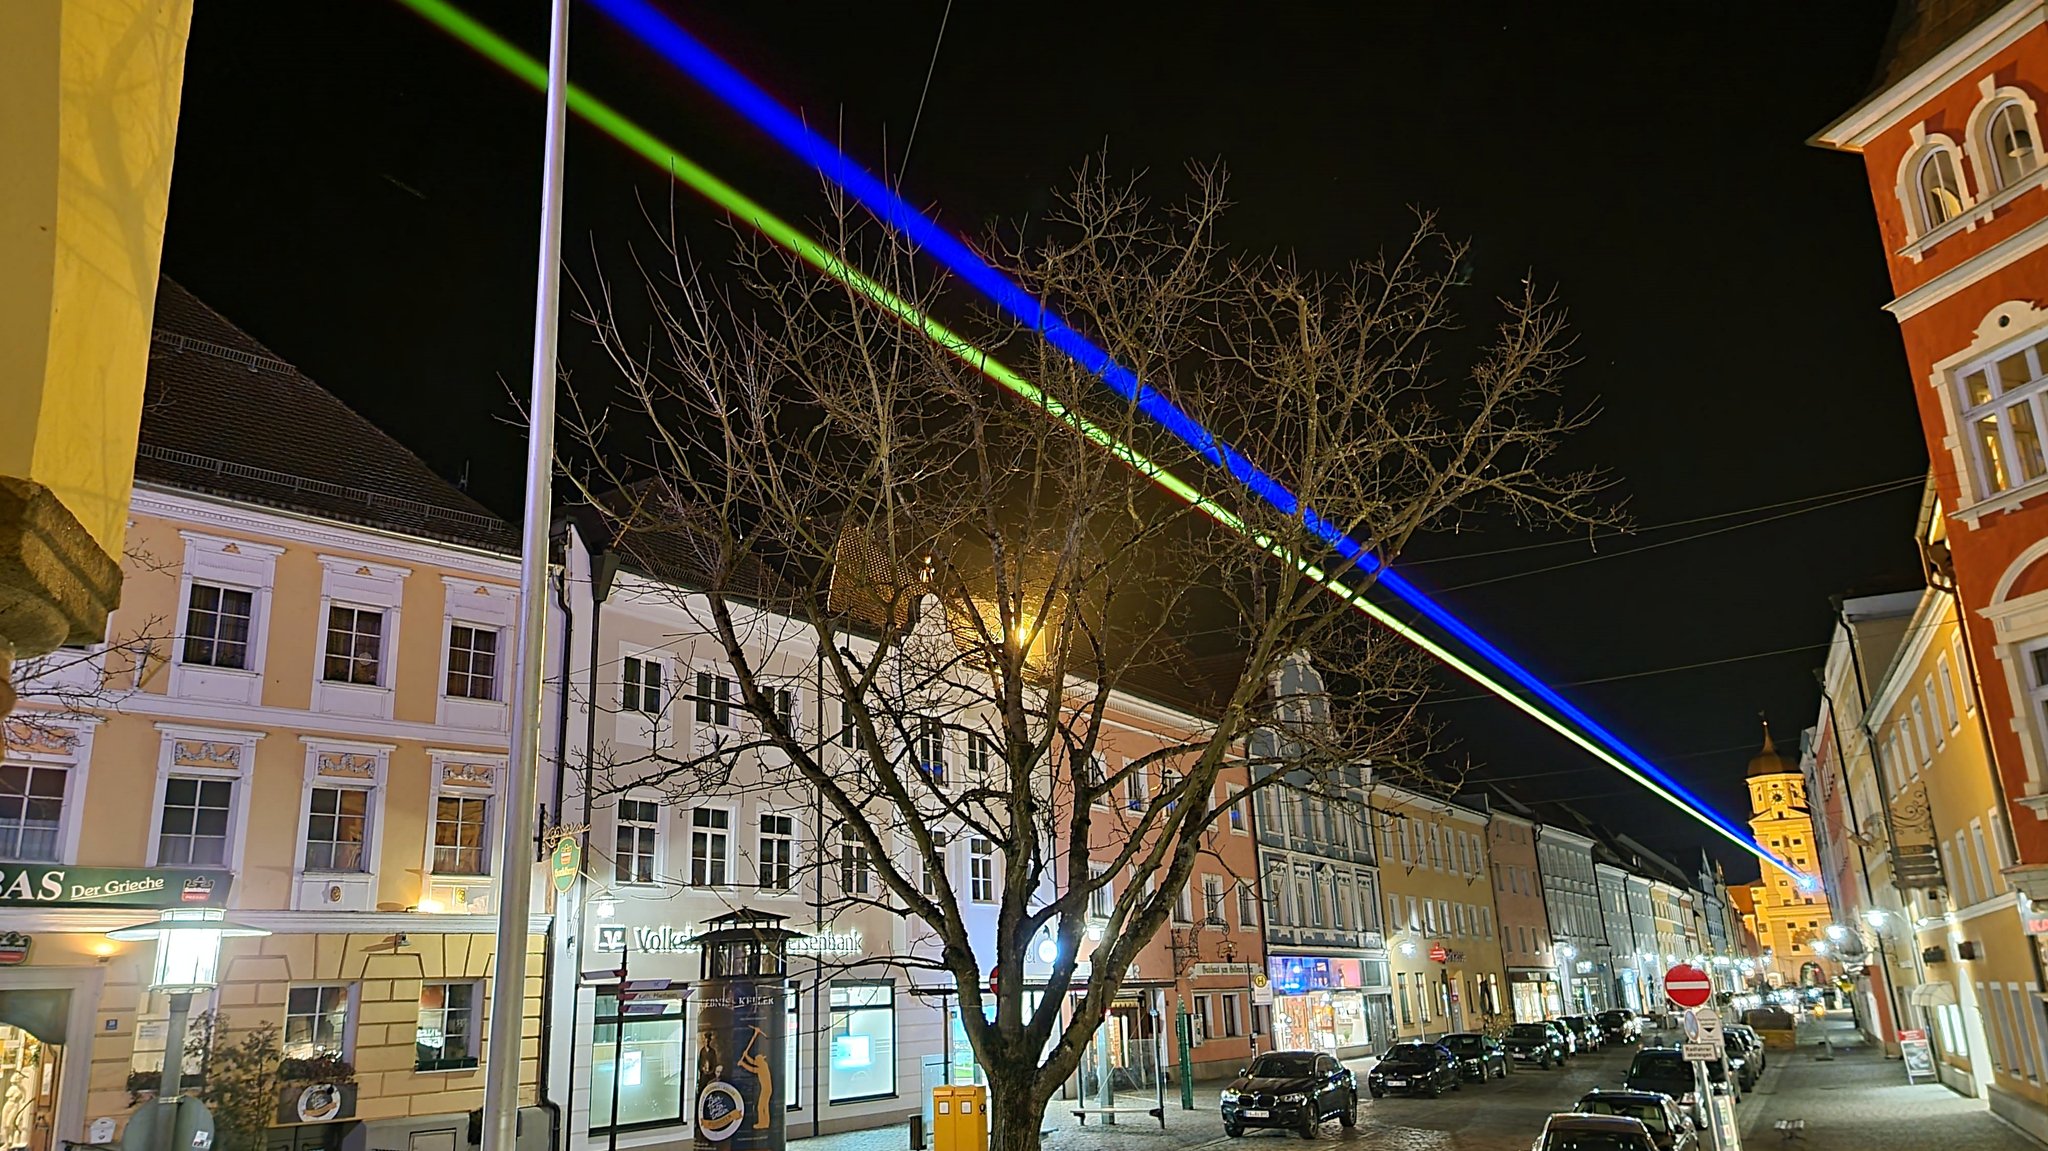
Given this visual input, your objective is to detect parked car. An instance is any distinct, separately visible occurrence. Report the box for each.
[1366,1041,1463,1099]
[1547,1019,1581,1057]
[1596,1009,1643,1044]
[1562,1015,1605,1052]
[1726,1024,1767,1072]
[1503,1021,1569,1068]
[1574,1089,1699,1151]
[1623,1047,1737,1126]
[1535,1113,1661,1151]
[1722,1031,1761,1090]
[1221,1050,1358,1137]
[1440,1032,1509,1080]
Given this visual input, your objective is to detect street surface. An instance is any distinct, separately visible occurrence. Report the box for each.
[794,1017,2045,1151]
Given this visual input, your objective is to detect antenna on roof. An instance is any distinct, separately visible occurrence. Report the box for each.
[458,460,471,491]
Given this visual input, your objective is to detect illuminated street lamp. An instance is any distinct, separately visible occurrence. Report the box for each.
[1825,924,1848,943]
[109,909,270,1151]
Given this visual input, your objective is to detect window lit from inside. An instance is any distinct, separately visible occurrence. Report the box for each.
[590,992,686,1129]
[1988,101,2039,190]
[828,982,895,1102]
[0,765,65,863]
[183,584,253,669]
[1956,337,2048,497]
[284,985,350,1060]
[433,793,488,875]
[416,982,478,1070]
[1918,148,1966,232]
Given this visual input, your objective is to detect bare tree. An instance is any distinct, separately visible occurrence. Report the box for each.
[561,163,1608,1151]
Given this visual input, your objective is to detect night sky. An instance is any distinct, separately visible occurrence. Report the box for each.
[159,2,1925,881]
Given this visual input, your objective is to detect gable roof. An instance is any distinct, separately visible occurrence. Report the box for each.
[1869,0,2022,95]
[140,279,515,552]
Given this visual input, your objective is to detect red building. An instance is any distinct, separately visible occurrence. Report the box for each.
[1817,1,2048,901]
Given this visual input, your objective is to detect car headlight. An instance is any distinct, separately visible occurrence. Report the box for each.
[1221,1090,1239,1103]
[1279,1093,1308,1105]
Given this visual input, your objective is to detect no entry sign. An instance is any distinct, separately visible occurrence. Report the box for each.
[1664,963,1713,1009]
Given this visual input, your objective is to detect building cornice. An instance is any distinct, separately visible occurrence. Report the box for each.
[0,908,552,934]
[131,487,520,578]
[1885,212,2048,322]
[1813,0,2045,150]
[98,689,510,751]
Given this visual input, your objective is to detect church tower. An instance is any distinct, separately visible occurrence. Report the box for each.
[1742,720,1831,988]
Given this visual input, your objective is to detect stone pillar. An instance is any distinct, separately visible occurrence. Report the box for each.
[0,0,195,713]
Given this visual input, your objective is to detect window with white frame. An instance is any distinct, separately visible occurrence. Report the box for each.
[446,624,499,700]
[965,732,992,783]
[623,657,663,714]
[968,837,994,902]
[1203,874,1226,926]
[1088,865,1113,920]
[921,831,948,898]
[840,824,871,896]
[615,798,659,884]
[758,812,795,891]
[1912,698,1934,766]
[1956,336,2048,497]
[1238,880,1258,929]
[159,777,233,866]
[182,585,254,669]
[304,786,369,871]
[1226,784,1246,831]
[694,671,734,727]
[0,764,66,863]
[1938,653,1961,730]
[690,808,731,886]
[1955,634,1978,711]
[771,687,797,734]
[1124,762,1147,810]
[915,718,947,784]
[416,981,479,1070]
[284,985,351,1059]
[1177,877,1197,925]
[1986,99,2040,191]
[1925,681,1946,749]
[839,699,860,750]
[322,606,384,685]
[1916,146,1968,232]
[433,791,489,875]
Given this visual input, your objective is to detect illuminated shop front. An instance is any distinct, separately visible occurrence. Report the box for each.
[1508,968,1561,1022]
[1267,955,1390,1055]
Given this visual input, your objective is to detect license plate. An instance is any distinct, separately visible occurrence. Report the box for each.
[1385,1080,1406,1087]
[1241,1109,1269,1119]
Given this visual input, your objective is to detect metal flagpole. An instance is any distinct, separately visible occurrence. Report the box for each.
[482,0,571,1148]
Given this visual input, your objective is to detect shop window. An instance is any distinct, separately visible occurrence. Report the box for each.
[416,982,479,1071]
[284,985,352,1059]
[829,982,896,1102]
[591,993,686,1129]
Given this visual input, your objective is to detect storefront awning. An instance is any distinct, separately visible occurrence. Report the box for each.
[1908,981,1958,1006]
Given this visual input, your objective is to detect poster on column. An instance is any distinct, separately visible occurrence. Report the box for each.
[694,978,788,1151]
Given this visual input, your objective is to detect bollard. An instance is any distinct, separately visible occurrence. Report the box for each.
[910,1113,925,1151]
[1817,1035,1834,1061]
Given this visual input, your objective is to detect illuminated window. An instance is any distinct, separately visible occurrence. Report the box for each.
[1917,148,1967,231]
[322,606,384,686]
[416,981,479,1071]
[829,982,896,1101]
[1956,339,2048,498]
[182,584,254,669]
[446,624,499,700]
[303,786,369,872]
[284,985,351,1059]
[1986,100,2040,189]
[432,793,489,875]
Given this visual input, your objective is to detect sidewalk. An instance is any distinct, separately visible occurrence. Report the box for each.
[1737,1015,2042,1151]
[787,1056,1382,1151]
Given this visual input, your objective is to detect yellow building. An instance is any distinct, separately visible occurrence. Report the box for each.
[1864,582,2048,1136]
[0,0,193,715]
[1373,785,1507,1042]
[1,282,541,1150]
[1745,731,1832,988]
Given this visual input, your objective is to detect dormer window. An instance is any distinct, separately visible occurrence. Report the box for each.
[1986,100,2039,189]
[1918,148,1966,231]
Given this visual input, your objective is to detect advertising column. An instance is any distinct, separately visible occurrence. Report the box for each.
[690,911,802,1151]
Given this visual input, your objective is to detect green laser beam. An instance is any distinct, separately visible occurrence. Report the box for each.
[397,0,1788,872]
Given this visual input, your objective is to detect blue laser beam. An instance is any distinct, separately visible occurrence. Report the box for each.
[585,0,1792,873]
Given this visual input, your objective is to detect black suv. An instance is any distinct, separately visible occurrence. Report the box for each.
[1502,1022,1568,1068]
[1440,1032,1509,1081]
[1221,1051,1358,1137]
[1366,1041,1462,1098]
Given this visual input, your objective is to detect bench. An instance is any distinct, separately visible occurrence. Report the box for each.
[1773,1119,1806,1142]
[1071,1107,1166,1129]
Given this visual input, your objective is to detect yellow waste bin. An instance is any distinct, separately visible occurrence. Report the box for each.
[932,1085,989,1151]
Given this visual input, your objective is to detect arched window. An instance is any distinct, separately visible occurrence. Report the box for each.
[1986,99,2039,189]
[1918,148,1967,231]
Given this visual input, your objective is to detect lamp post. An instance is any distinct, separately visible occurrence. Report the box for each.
[108,908,269,1151]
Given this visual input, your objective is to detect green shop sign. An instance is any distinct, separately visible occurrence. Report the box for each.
[0,866,234,908]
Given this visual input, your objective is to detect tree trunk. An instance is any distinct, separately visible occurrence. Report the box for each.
[986,1062,1049,1151]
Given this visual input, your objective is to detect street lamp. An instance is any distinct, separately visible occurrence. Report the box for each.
[1825,924,1848,943]
[109,908,269,1151]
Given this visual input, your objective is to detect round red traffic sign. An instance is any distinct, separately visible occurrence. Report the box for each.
[1663,963,1712,1009]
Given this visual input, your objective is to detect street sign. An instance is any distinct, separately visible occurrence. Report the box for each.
[1682,1009,1723,1045]
[1428,942,1449,963]
[1251,973,1274,1005]
[1664,963,1713,1009]
[1681,1041,1719,1062]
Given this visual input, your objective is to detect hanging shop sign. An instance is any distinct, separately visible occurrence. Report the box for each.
[0,866,233,908]
[595,922,863,958]
[550,839,582,893]
[0,933,29,966]
[2021,895,2048,936]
